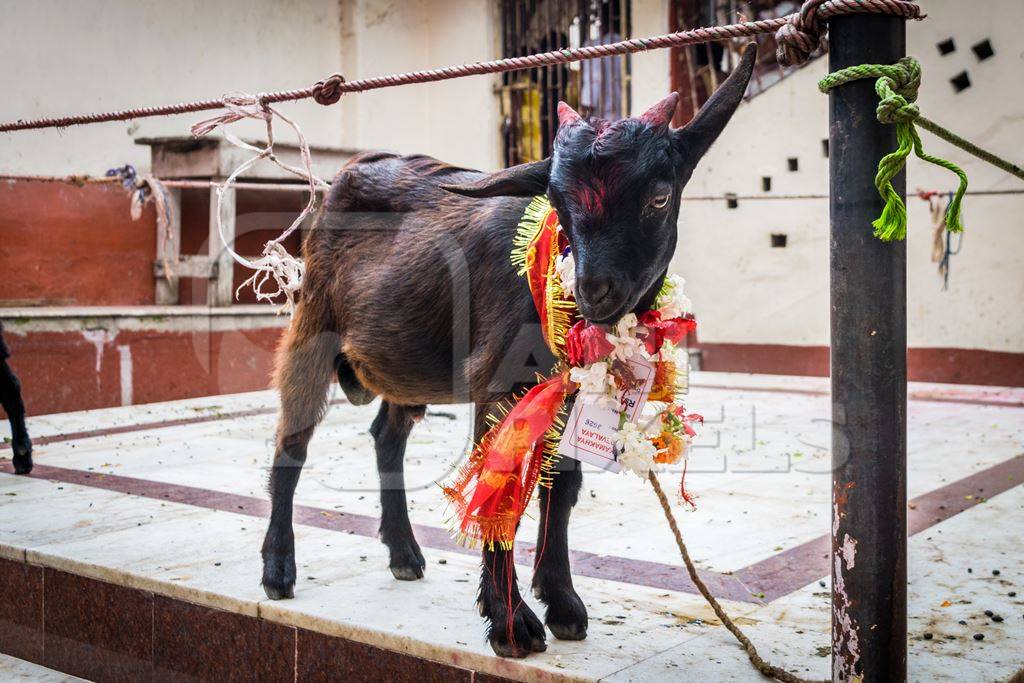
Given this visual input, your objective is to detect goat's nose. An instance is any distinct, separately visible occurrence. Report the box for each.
[578,275,612,305]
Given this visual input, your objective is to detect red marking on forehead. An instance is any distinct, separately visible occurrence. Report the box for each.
[573,179,607,215]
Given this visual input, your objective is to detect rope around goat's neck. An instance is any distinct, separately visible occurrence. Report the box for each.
[647,471,828,683]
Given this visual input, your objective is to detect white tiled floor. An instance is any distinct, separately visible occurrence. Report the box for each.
[0,654,85,682]
[1,372,1022,681]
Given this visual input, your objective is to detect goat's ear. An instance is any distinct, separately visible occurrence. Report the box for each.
[673,42,757,169]
[440,158,551,198]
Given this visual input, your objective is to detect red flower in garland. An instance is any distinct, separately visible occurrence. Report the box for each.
[682,412,703,437]
[565,320,614,367]
[637,310,697,356]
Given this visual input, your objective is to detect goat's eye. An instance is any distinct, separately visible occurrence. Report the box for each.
[649,194,670,210]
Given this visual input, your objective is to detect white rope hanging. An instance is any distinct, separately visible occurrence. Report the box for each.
[191,94,330,314]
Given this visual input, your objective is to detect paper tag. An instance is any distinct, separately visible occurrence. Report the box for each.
[557,356,655,472]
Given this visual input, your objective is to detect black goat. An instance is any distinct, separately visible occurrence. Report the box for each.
[261,44,756,658]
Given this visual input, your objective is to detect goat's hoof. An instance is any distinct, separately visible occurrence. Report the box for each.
[548,620,587,641]
[262,554,296,599]
[488,605,547,658]
[387,539,425,581]
[12,455,33,475]
[390,564,423,581]
[11,439,32,475]
[262,582,294,600]
[542,589,588,641]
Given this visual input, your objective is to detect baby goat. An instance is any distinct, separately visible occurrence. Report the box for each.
[261,44,756,658]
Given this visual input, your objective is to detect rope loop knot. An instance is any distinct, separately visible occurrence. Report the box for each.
[818,56,968,242]
[312,73,346,105]
[776,0,924,67]
[873,56,921,124]
[775,0,827,67]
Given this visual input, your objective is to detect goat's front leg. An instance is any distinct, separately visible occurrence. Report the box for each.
[532,457,587,640]
[472,400,546,657]
[0,359,32,475]
[479,544,547,657]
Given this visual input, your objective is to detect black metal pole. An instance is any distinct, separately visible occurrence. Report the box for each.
[828,14,907,683]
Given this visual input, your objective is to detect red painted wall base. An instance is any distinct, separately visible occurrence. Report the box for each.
[2,325,282,417]
[695,343,1024,387]
[3,328,1023,420]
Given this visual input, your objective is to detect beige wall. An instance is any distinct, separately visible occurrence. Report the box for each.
[0,0,656,177]
[0,0,503,176]
[3,0,1020,356]
[0,0,345,176]
[338,0,502,171]
[675,0,1024,354]
[629,0,671,115]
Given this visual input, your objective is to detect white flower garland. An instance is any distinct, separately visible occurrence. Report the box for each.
[554,249,577,297]
[555,251,700,479]
[614,421,659,478]
[657,274,692,320]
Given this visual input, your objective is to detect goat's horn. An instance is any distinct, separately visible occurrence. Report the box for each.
[557,101,583,127]
[640,92,680,130]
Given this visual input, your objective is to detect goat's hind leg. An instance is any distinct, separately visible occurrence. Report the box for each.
[371,401,426,580]
[261,316,338,600]
[0,358,31,475]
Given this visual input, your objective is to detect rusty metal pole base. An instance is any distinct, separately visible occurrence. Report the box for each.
[828,13,908,683]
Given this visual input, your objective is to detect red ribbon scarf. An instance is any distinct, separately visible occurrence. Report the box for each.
[444,198,573,549]
[443,196,696,549]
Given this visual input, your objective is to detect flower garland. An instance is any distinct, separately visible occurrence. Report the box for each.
[443,196,702,549]
[567,274,703,482]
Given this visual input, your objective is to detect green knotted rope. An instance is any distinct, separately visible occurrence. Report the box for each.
[819,57,970,242]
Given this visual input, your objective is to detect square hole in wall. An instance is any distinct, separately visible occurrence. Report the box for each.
[771,233,788,248]
[761,176,772,192]
[937,38,956,56]
[950,71,972,93]
[821,139,830,158]
[726,193,738,209]
[787,157,799,172]
[972,39,994,61]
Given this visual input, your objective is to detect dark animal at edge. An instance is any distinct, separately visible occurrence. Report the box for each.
[0,321,32,475]
[261,44,757,658]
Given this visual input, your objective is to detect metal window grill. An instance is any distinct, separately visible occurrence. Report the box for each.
[499,0,632,167]
[670,0,823,126]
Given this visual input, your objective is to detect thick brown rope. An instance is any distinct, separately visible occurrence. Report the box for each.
[648,471,828,683]
[0,0,920,134]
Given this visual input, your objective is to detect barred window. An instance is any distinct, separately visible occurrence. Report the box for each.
[499,0,632,166]
[670,1,822,125]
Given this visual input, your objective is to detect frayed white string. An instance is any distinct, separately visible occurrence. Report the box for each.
[191,93,329,314]
[127,174,175,282]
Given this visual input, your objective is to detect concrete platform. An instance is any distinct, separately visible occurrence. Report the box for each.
[1,372,1022,681]
[0,653,84,682]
